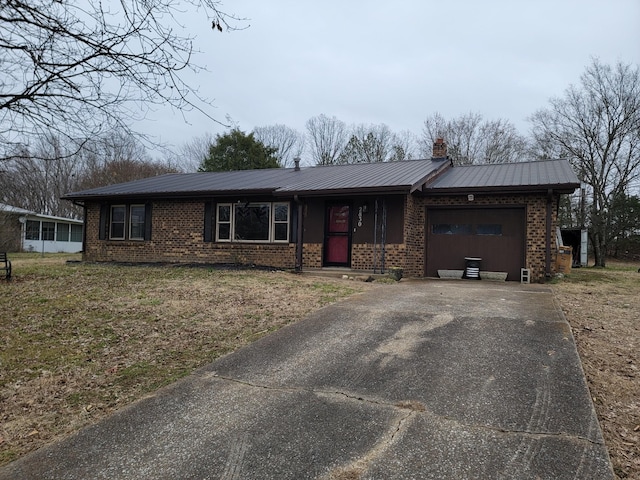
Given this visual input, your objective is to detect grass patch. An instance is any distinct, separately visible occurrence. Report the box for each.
[0,254,374,466]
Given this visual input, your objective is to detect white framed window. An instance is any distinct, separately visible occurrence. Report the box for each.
[216,202,290,243]
[70,224,83,242]
[56,223,70,242]
[129,205,146,240]
[42,221,55,241]
[272,202,290,242]
[216,204,232,242]
[110,205,126,239]
[25,220,40,240]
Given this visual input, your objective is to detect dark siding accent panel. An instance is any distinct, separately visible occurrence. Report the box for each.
[144,203,153,240]
[203,201,213,242]
[291,202,298,242]
[98,204,109,240]
[384,196,404,244]
[302,199,325,243]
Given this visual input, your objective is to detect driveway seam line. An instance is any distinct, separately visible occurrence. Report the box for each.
[208,373,605,447]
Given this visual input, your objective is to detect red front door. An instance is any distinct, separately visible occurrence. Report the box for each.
[324,204,351,266]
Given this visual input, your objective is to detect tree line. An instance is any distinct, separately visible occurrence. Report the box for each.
[0,1,638,266]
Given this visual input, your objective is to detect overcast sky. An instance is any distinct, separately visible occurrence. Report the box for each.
[138,0,640,159]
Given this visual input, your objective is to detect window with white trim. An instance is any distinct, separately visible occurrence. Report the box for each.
[70,224,83,242]
[57,223,70,242]
[216,204,232,241]
[110,205,126,239]
[215,202,290,243]
[129,205,146,240]
[26,220,40,240]
[273,203,290,242]
[42,221,55,241]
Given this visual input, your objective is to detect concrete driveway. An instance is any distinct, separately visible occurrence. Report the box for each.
[0,280,613,479]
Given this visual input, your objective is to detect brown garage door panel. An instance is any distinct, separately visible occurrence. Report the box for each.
[426,207,525,281]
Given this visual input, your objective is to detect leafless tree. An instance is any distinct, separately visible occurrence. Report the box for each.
[0,130,176,218]
[420,112,528,165]
[0,135,80,217]
[0,0,241,161]
[530,59,640,267]
[338,124,396,164]
[253,124,305,168]
[176,133,217,172]
[74,132,177,191]
[389,130,419,162]
[305,114,348,165]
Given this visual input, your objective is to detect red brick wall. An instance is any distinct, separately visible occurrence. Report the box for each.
[84,200,296,269]
[84,193,560,282]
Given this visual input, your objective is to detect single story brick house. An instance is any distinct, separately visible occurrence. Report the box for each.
[62,140,579,282]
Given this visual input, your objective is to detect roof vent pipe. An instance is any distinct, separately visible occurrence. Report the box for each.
[294,157,301,171]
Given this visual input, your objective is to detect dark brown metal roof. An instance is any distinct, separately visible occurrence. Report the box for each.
[62,159,451,200]
[424,159,579,194]
[62,158,579,201]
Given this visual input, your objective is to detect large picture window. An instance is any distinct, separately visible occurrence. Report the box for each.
[216,202,290,243]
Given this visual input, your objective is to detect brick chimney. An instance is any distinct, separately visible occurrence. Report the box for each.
[432,137,447,159]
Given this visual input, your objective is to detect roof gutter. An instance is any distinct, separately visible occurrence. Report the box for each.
[422,183,580,196]
[62,188,279,202]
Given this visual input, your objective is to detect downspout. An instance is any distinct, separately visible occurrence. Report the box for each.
[545,189,553,278]
[294,195,303,272]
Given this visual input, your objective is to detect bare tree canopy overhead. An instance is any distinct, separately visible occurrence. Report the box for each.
[530,59,640,267]
[305,114,348,166]
[0,130,176,218]
[0,0,239,161]
[420,112,528,165]
[253,124,305,168]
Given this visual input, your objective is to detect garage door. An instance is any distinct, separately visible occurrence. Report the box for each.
[426,207,525,281]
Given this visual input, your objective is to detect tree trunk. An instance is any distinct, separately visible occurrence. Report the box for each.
[591,230,607,267]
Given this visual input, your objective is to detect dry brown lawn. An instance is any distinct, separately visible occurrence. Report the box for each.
[1,255,638,479]
[0,254,377,466]
[551,261,640,479]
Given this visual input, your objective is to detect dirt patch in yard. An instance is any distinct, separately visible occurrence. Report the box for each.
[552,261,640,479]
[0,255,376,466]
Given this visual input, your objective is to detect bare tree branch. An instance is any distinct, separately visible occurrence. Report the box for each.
[530,59,640,267]
[420,112,528,165]
[305,114,348,166]
[253,124,305,168]
[0,0,244,161]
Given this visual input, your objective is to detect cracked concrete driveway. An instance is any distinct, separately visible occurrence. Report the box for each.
[0,280,614,479]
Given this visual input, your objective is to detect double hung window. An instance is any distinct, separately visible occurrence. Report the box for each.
[107,204,148,241]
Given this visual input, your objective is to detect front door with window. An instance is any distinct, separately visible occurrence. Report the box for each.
[324,204,351,266]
